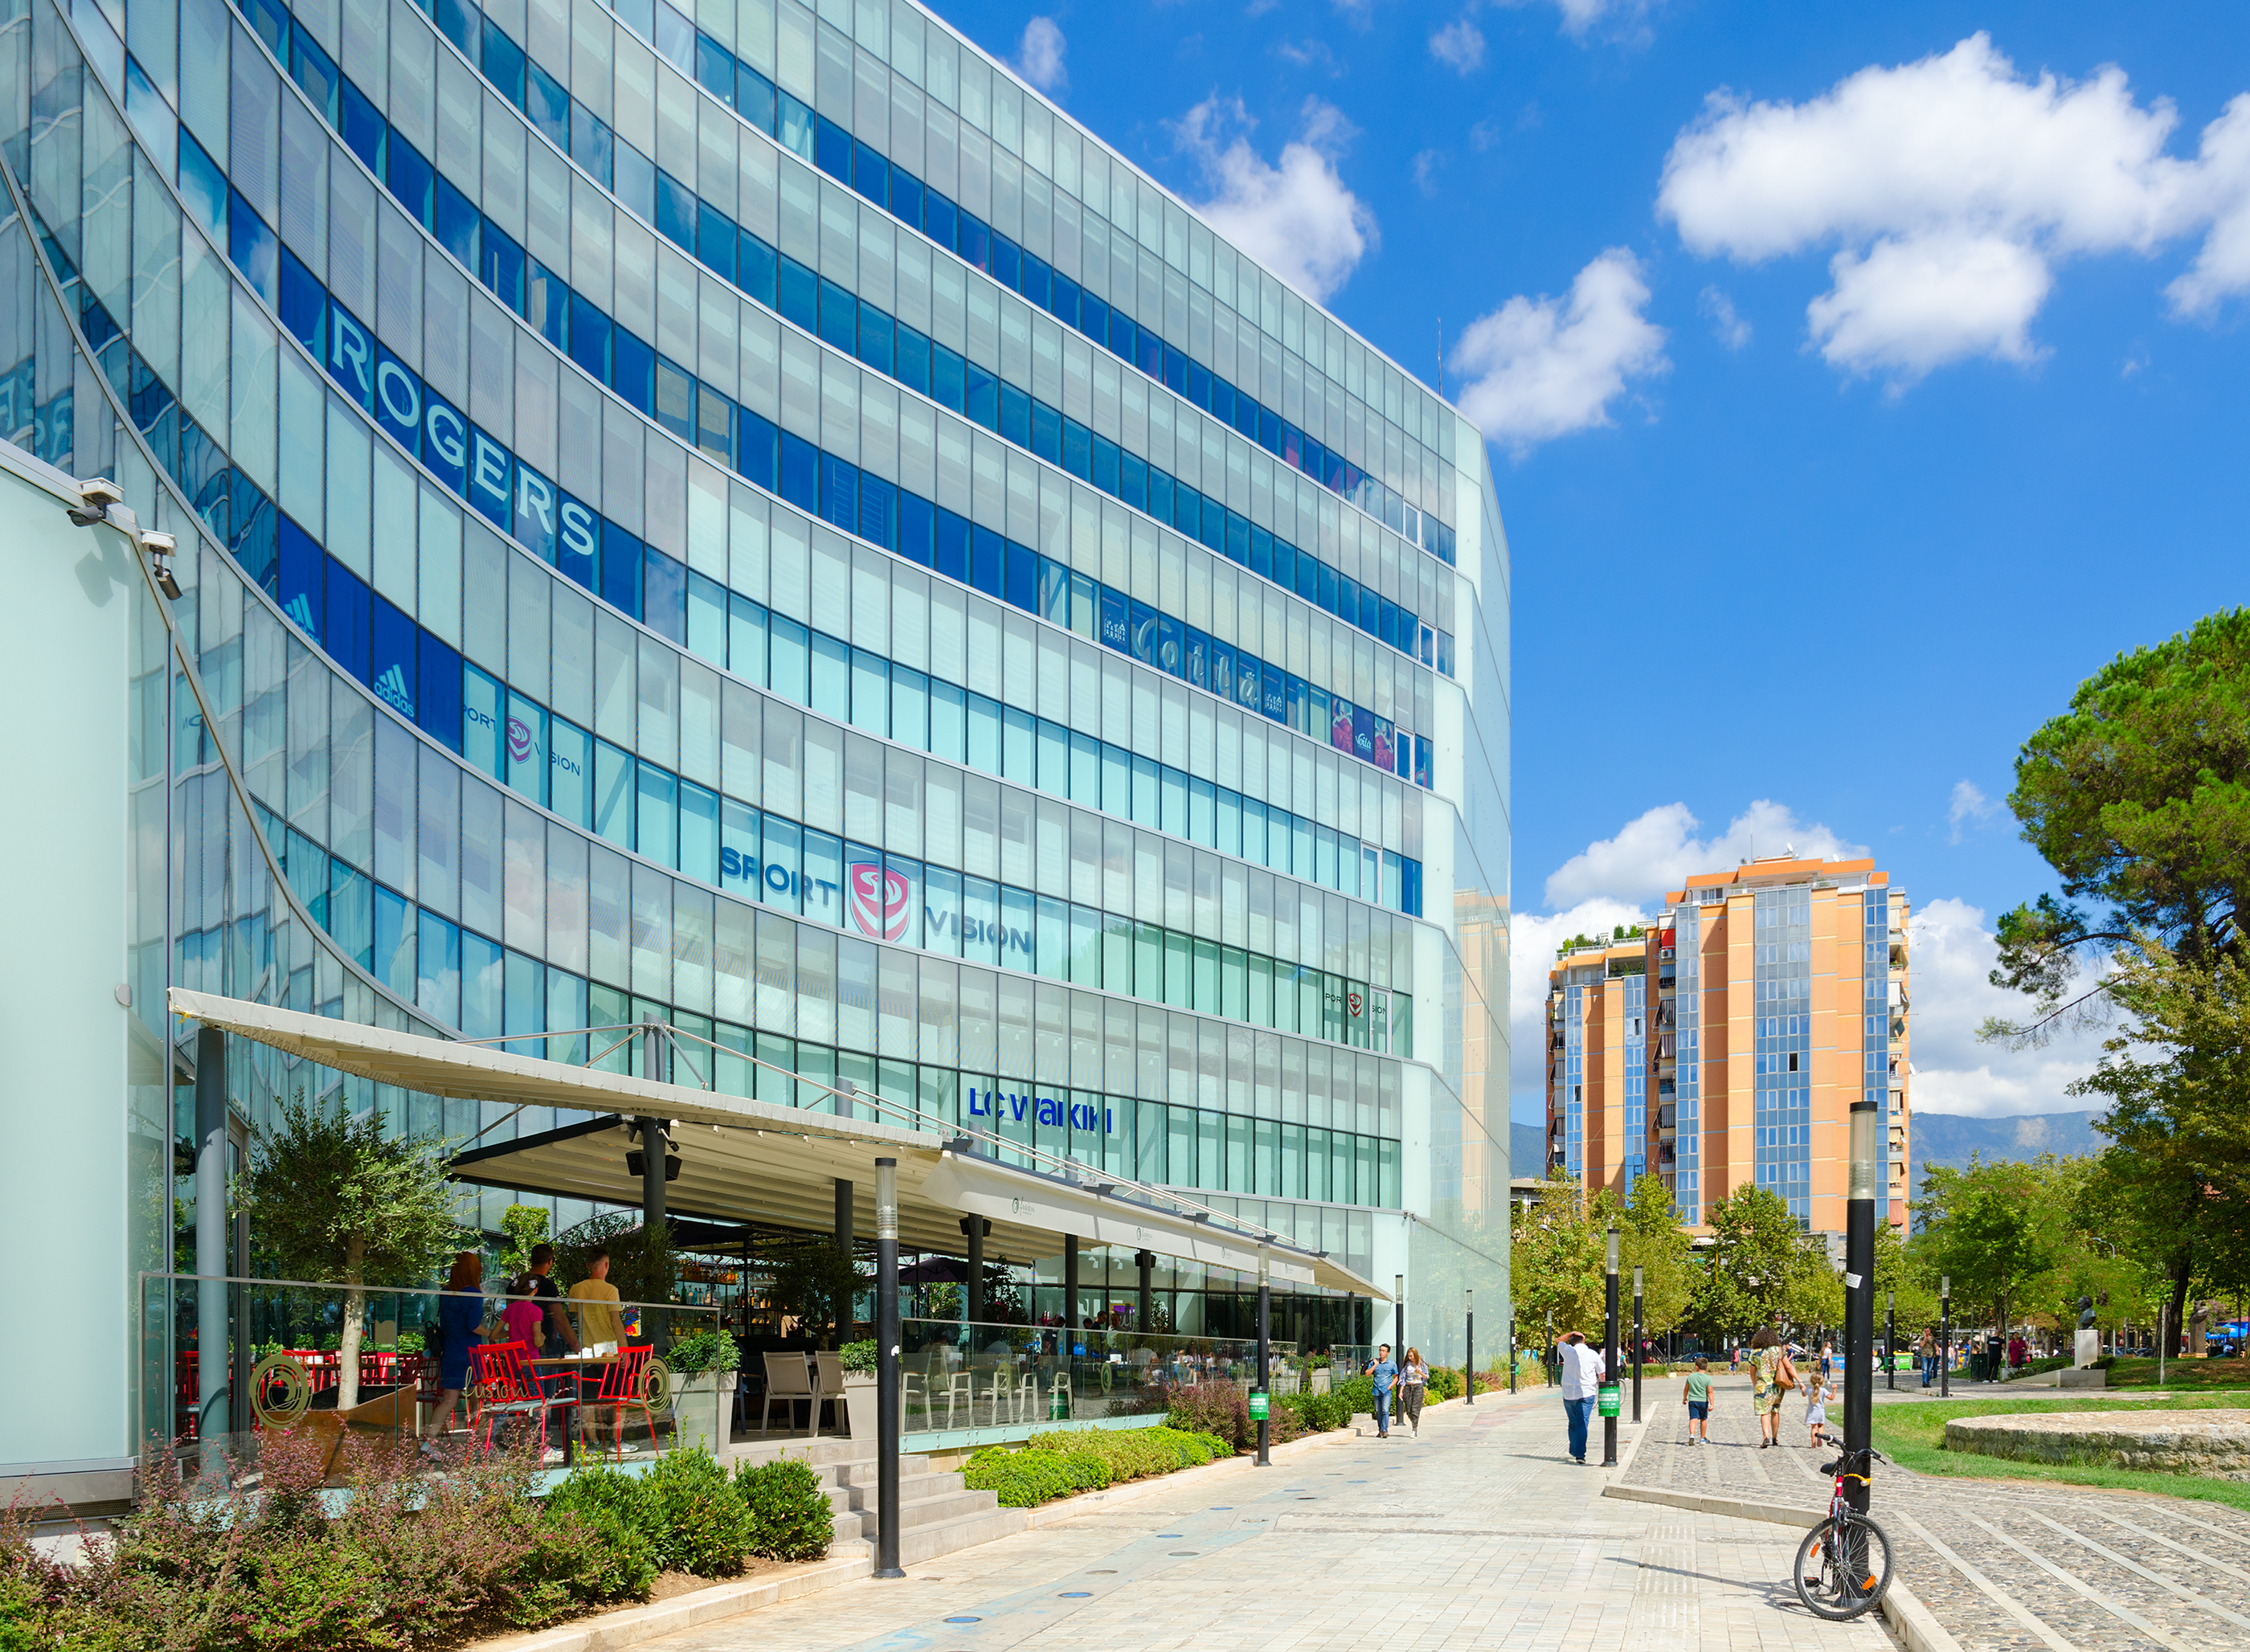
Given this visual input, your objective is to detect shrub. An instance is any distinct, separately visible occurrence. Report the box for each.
[1281,1389,1352,1433]
[644,1448,757,1577]
[962,1447,1082,1508]
[665,1328,742,1376]
[735,1458,836,1562]
[838,1339,878,1375]
[1164,1384,1250,1450]
[1331,1373,1376,1418]
[529,1504,660,1607]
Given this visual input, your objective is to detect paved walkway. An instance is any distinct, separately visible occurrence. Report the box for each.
[641,1387,1891,1652]
[1620,1374,2250,1652]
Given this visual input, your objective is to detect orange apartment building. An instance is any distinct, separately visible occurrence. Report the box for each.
[1543,854,1909,1237]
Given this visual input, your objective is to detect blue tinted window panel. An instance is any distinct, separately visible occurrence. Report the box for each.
[570,301,612,384]
[894,325,931,395]
[613,328,657,415]
[325,556,374,684]
[857,303,894,374]
[644,549,687,644]
[779,256,818,331]
[889,170,923,230]
[815,114,850,181]
[419,632,464,752]
[277,516,325,640]
[388,139,436,230]
[779,431,819,514]
[738,233,778,306]
[970,525,1004,598]
[602,522,644,619]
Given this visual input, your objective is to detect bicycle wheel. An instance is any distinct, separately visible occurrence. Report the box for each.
[1794,1513,1893,1621]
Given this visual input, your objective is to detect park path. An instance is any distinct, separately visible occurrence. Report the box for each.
[1617,1372,2250,1652]
[637,1384,1890,1652]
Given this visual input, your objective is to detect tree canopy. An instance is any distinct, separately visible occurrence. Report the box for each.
[237,1092,468,1408]
[1990,608,2250,1041]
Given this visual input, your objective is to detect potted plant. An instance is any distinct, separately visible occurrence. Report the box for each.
[666,1327,740,1452]
[840,1339,878,1439]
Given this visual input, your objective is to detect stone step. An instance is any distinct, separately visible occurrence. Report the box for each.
[851,1486,999,1537]
[895,1505,1026,1567]
[823,1469,963,1514]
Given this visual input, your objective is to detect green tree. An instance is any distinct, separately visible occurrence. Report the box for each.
[1508,1171,1610,1347]
[768,1240,869,1347]
[1693,1184,1829,1345]
[554,1208,677,1307]
[1911,1155,2066,1344]
[236,1092,469,1409]
[1986,609,2250,1043]
[498,1202,550,1279]
[2069,942,2250,1341]
[1617,1174,1695,1339]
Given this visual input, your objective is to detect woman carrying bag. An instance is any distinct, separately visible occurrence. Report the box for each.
[1398,1348,1430,1437]
[1748,1326,1796,1448]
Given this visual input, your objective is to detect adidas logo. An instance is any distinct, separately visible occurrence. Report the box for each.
[374,664,414,715]
[283,593,315,632]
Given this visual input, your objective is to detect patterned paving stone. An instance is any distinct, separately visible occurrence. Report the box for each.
[1622,1372,2250,1652]
[636,1388,1893,1652]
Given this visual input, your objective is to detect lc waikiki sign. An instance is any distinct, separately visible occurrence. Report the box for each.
[968,1086,1120,1137]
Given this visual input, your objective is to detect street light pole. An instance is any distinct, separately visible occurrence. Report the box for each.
[1602,1225,1620,1467]
[1508,1313,1518,1394]
[1465,1288,1475,1406]
[1631,1266,1643,1424]
[1845,1102,1877,1525]
[873,1157,902,1579]
[1886,1289,1896,1392]
[1940,1275,1951,1400]
[1255,1248,1271,1467]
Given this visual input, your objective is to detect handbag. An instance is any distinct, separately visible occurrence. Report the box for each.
[1773,1353,1798,1392]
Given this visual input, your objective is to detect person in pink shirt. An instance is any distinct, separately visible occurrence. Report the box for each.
[501,1276,544,1350]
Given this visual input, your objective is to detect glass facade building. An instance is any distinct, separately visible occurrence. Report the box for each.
[0,0,1510,1492]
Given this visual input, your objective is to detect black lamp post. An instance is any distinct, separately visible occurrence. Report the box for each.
[1940,1275,1950,1400]
[1464,1288,1475,1406]
[1843,1102,1877,1531]
[1602,1225,1620,1467]
[1886,1289,1896,1392]
[873,1157,902,1579]
[1631,1265,1644,1424]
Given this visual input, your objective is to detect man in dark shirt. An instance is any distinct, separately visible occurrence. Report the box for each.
[526,1244,579,1357]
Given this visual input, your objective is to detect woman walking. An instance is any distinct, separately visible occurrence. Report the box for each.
[1918,1327,1937,1388]
[1749,1326,1795,1449]
[1398,1347,1429,1438]
[423,1250,486,1457]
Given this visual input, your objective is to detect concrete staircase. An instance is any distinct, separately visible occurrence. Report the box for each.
[723,1435,1024,1565]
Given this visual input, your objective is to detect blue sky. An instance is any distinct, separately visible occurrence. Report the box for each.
[932,0,2250,1122]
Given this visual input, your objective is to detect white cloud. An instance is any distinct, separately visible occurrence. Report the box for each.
[1509,896,1654,1103]
[1014,17,1067,95]
[1171,96,1377,301]
[1543,799,1867,910]
[1451,250,1668,452]
[1412,148,1444,197]
[1657,35,2250,379]
[1947,779,2001,844]
[1503,0,1654,43]
[1809,232,2051,378]
[1905,898,2111,1118]
[1430,17,1485,74]
[1700,285,1752,348]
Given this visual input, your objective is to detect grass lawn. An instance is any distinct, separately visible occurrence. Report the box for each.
[2105,1356,2250,1390]
[1868,1394,2250,1514]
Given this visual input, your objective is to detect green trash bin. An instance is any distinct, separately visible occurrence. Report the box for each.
[1597,1384,1621,1419]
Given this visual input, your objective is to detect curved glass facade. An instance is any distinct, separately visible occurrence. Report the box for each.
[0,0,1510,1392]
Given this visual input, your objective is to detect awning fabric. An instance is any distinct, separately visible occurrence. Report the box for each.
[170,988,1384,1298]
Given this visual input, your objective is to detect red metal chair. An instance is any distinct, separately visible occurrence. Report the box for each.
[581,1346,663,1461]
[471,1342,560,1458]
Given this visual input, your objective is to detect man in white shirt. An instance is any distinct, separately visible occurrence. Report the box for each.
[1557,1331,1606,1464]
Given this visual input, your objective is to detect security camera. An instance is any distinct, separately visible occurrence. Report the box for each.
[141,531,182,599]
[67,476,124,526]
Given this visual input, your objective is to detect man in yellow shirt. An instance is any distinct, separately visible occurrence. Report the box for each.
[568,1248,626,1350]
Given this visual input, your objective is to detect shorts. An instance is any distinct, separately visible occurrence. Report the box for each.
[1688,1401,1708,1421]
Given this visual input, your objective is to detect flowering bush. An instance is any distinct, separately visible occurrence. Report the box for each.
[0,1433,657,1651]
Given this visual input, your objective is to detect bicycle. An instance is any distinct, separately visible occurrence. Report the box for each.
[1793,1443,1893,1621]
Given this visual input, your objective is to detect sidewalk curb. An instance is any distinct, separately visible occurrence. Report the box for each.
[471,1551,877,1652]
[1605,1481,1962,1652]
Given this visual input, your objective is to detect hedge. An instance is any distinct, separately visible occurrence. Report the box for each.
[962,1426,1234,1508]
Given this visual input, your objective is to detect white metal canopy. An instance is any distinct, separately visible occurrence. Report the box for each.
[169,988,1385,1298]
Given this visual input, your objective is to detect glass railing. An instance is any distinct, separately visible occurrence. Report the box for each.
[891,1319,1299,1435]
[137,1274,721,1489]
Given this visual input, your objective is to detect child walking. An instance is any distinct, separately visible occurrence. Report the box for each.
[1806,1373,1834,1446]
[1681,1356,1712,1445]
